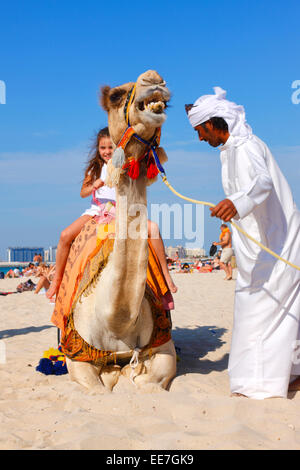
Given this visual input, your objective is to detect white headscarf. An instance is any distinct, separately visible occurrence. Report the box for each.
[188,87,252,139]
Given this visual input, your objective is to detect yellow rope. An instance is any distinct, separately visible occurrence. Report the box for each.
[161,175,300,272]
[126,83,137,125]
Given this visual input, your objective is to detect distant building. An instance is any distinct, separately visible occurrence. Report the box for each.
[185,247,206,258]
[166,246,206,259]
[166,245,186,259]
[7,247,44,263]
[44,246,57,263]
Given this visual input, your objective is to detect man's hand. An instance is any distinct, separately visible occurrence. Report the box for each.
[210,199,237,222]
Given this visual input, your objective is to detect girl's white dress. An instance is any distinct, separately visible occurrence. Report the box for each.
[81,164,116,217]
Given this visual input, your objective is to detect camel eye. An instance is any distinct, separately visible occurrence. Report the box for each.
[109,89,126,105]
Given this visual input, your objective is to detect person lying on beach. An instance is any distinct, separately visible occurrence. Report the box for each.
[5,268,21,278]
[46,127,177,300]
[212,252,221,270]
[177,262,192,273]
[34,265,56,295]
[196,262,213,273]
[22,263,38,276]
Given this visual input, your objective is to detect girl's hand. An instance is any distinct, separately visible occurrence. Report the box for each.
[93,179,104,190]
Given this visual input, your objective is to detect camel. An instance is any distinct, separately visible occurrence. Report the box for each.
[64,70,177,392]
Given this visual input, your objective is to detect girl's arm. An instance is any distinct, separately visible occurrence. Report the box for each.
[80,174,105,198]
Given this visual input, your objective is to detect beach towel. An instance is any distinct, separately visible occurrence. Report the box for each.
[51,217,172,365]
[0,291,19,296]
[16,279,36,292]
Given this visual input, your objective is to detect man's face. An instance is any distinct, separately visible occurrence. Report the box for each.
[194,121,224,147]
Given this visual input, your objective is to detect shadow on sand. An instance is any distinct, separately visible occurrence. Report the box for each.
[172,325,229,376]
[0,325,55,340]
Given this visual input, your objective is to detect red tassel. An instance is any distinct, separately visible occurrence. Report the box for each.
[128,159,140,179]
[147,157,159,179]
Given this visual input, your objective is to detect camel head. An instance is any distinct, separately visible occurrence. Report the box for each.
[100,70,170,146]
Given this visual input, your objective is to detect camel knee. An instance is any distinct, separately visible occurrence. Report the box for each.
[66,358,106,391]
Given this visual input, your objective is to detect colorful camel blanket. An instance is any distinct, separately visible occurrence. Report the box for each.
[51,218,172,365]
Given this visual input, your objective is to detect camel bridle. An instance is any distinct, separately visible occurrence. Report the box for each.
[113,83,166,181]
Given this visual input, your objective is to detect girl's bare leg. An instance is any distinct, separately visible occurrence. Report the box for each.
[147,220,178,293]
[46,215,91,300]
[34,275,50,294]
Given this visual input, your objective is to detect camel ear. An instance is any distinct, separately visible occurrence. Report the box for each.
[108,87,127,108]
[100,86,111,112]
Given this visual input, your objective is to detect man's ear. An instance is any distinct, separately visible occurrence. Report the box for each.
[204,120,213,131]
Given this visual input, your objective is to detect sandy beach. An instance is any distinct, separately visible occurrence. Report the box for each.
[1,270,300,450]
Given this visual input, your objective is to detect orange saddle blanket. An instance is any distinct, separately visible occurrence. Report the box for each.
[51,218,172,364]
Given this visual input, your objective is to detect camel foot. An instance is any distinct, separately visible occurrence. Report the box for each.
[101,364,121,391]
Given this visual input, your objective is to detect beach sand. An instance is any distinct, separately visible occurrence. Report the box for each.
[1,271,300,450]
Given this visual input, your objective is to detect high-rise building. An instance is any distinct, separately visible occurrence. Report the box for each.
[7,247,44,263]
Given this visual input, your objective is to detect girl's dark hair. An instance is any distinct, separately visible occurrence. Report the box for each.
[83,127,110,183]
[201,117,229,132]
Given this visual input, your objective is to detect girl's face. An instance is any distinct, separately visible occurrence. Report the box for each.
[99,136,114,163]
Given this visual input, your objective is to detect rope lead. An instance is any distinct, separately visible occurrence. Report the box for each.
[160,174,300,272]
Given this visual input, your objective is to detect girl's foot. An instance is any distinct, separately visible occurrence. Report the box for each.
[46,277,62,300]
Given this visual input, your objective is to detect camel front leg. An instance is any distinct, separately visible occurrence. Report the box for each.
[65,358,108,393]
[122,340,177,391]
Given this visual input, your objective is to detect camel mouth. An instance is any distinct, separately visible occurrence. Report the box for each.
[136,87,170,116]
[137,97,167,115]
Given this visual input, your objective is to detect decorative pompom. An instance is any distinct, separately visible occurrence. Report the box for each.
[36,346,68,376]
[147,157,159,179]
[128,159,140,180]
[52,361,68,375]
[106,159,124,187]
[112,147,126,168]
[36,358,55,375]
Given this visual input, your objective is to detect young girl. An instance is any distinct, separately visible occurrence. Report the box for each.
[47,127,177,300]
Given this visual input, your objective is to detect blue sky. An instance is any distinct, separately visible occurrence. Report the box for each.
[0,0,299,260]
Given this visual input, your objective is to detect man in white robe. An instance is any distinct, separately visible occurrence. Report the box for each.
[186,87,300,399]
